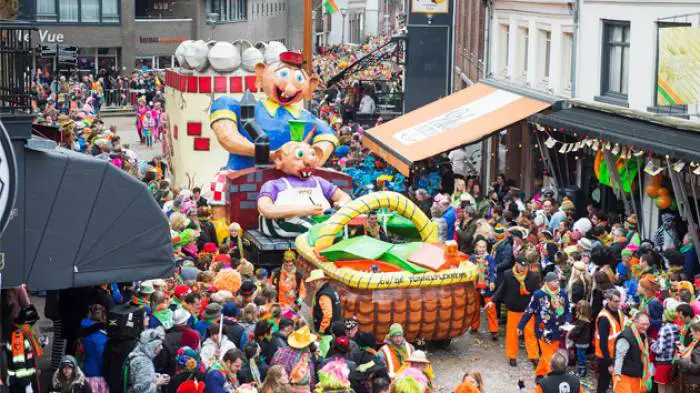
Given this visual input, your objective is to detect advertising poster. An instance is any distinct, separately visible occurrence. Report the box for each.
[657,26,700,105]
[412,0,449,14]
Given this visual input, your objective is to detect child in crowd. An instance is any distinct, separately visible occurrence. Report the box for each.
[568,300,592,377]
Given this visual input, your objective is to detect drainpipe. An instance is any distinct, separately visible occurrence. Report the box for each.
[483,0,493,80]
[570,0,579,97]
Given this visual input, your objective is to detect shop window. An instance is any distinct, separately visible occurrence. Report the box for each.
[37,0,120,23]
[599,20,630,105]
[209,0,247,21]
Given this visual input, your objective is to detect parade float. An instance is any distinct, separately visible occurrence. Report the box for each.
[166,40,479,344]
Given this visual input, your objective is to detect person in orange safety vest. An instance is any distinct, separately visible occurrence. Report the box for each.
[378,323,415,378]
[595,288,625,393]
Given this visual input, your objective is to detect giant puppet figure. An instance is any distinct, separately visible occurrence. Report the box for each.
[209,51,338,170]
[257,137,352,238]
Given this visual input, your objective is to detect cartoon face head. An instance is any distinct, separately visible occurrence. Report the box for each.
[271,141,323,179]
[255,56,319,106]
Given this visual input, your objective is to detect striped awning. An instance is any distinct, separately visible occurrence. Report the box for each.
[363,82,551,176]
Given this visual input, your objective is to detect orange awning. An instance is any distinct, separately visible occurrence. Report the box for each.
[363,83,551,176]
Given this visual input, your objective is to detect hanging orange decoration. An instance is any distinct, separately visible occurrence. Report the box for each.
[646,184,660,198]
[657,187,671,197]
[656,195,672,209]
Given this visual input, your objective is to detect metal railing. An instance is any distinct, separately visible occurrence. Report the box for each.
[0,21,35,114]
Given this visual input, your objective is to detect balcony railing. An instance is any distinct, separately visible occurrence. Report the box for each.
[0,21,35,114]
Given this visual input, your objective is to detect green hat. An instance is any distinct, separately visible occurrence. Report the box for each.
[139,281,155,295]
[388,323,404,337]
[621,248,633,257]
[494,224,506,240]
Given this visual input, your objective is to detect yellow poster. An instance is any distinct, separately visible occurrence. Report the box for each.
[412,0,449,14]
[657,27,700,105]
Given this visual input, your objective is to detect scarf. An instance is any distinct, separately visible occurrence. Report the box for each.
[11,324,42,365]
[512,266,530,296]
[631,325,652,393]
[390,341,409,365]
[131,295,149,307]
[542,286,564,317]
[249,359,262,386]
[639,295,653,314]
[473,254,488,290]
[681,244,693,254]
[152,303,174,330]
[681,336,700,359]
[17,324,42,358]
[210,361,238,388]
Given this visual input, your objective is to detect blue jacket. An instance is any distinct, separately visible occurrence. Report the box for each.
[518,289,571,340]
[443,206,457,240]
[195,320,213,339]
[80,318,108,377]
[204,369,229,393]
[494,240,514,285]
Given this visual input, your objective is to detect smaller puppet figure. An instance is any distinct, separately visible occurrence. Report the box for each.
[257,136,351,238]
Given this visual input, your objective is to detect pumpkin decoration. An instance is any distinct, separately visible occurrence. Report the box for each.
[657,187,671,197]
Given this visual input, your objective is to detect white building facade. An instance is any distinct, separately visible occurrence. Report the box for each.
[487,0,575,99]
[576,0,700,119]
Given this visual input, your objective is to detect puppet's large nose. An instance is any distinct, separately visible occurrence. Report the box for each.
[282,81,300,97]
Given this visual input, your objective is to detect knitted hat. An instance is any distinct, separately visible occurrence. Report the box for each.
[180,328,200,349]
[625,214,638,229]
[201,302,222,321]
[210,290,234,304]
[237,259,255,277]
[573,261,587,272]
[176,346,201,372]
[173,308,191,326]
[176,380,205,393]
[561,199,575,212]
[494,224,506,240]
[388,323,404,337]
[202,243,218,254]
[214,254,231,264]
[578,238,593,252]
[222,302,240,318]
[175,285,192,297]
[621,248,633,257]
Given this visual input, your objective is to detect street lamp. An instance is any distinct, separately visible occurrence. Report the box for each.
[340,7,348,43]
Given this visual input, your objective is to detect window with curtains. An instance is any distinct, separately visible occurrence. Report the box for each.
[599,20,630,105]
[35,0,120,22]
[209,0,248,21]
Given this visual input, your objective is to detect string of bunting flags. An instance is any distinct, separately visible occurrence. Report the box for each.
[531,121,700,177]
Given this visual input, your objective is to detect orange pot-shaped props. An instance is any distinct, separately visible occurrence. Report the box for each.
[657,195,672,209]
[657,187,671,197]
[646,184,660,198]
